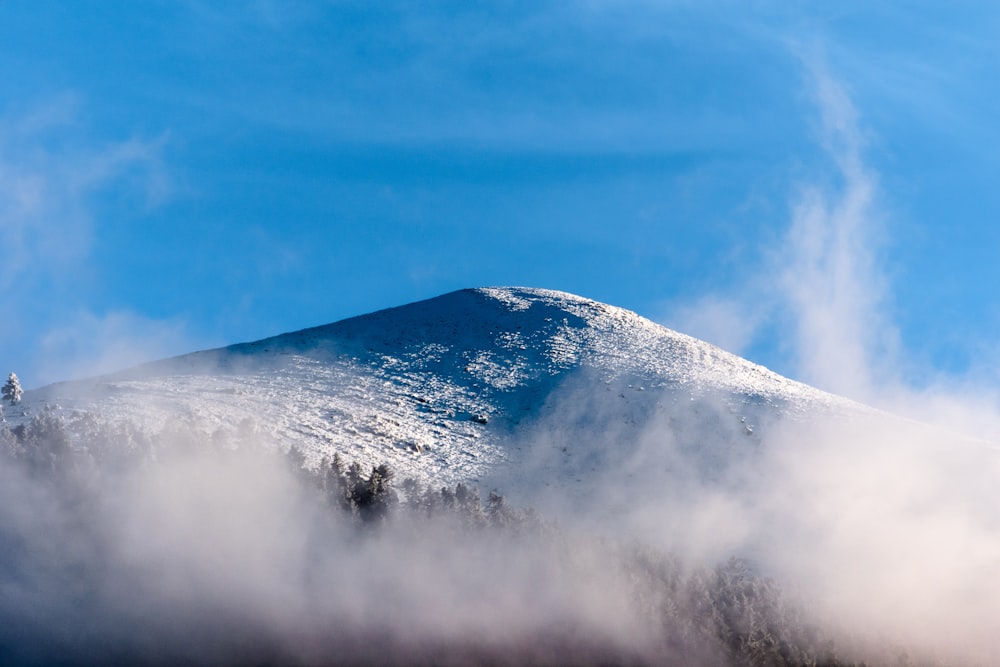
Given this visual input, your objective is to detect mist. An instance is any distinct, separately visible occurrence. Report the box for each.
[0,420,729,666]
[9,367,1000,666]
[622,56,1000,665]
[767,60,1000,663]
[3,43,996,667]
[501,370,1000,665]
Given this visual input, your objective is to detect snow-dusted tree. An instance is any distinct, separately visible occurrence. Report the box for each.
[2,373,22,405]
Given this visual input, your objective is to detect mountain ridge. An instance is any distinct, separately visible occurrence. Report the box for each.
[6,287,998,666]
[20,287,865,487]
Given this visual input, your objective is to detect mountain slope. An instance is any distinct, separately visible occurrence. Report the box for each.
[10,287,1000,666]
[23,287,862,487]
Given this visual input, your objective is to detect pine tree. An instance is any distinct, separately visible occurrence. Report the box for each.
[284,445,306,472]
[322,453,351,511]
[366,463,397,520]
[486,490,513,526]
[2,373,22,406]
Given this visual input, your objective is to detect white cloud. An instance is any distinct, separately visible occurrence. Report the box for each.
[0,99,170,292]
[0,99,175,386]
[37,310,192,385]
[774,55,899,401]
[662,52,901,404]
[664,295,760,356]
[663,43,1000,437]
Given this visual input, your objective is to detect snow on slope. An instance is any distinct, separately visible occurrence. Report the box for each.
[20,287,864,487]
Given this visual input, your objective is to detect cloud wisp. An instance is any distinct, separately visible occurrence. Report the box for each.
[776,56,896,402]
[0,100,167,289]
[0,100,177,386]
[37,310,192,386]
[635,48,1000,664]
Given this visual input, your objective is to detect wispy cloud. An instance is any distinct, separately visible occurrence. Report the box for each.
[0,98,176,385]
[661,49,899,403]
[656,42,1000,451]
[37,310,192,384]
[772,53,1000,438]
[665,295,761,358]
[0,98,170,291]
[776,54,897,400]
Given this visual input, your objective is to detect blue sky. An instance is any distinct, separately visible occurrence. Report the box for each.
[1,2,998,398]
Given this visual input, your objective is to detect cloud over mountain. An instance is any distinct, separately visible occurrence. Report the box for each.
[4,287,1000,665]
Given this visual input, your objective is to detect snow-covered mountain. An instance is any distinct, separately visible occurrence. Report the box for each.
[20,287,865,490]
[11,287,1000,666]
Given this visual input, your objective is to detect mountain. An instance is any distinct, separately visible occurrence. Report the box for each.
[20,287,865,490]
[7,287,1000,666]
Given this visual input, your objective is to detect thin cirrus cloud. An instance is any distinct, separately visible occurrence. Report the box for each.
[0,99,169,285]
[777,56,896,402]
[661,49,894,398]
[37,310,192,387]
[0,99,175,385]
[663,47,1000,443]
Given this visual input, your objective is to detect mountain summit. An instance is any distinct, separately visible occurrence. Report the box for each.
[26,287,856,486]
[8,289,998,666]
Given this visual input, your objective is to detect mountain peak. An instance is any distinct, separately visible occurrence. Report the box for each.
[227,285,798,398]
[24,287,853,486]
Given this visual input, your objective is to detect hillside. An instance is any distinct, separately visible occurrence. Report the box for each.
[19,287,862,489]
[6,287,1000,665]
